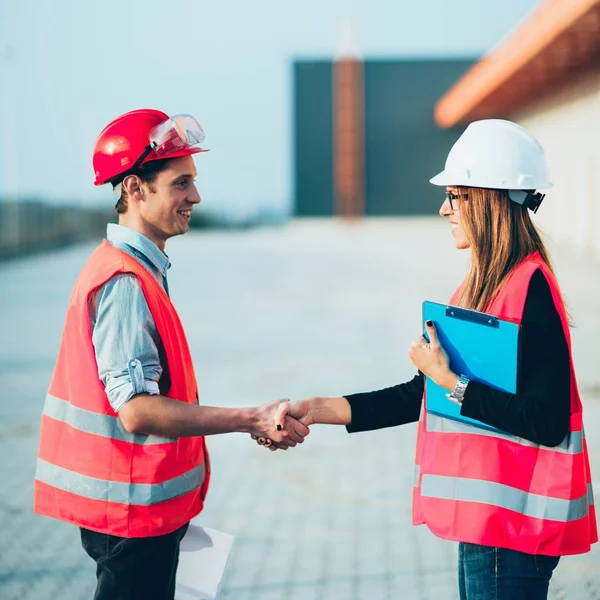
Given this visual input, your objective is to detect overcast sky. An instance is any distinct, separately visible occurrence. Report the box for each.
[0,0,543,216]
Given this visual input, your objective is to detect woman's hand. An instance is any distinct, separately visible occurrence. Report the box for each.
[408,321,458,391]
[274,399,315,429]
[250,400,315,451]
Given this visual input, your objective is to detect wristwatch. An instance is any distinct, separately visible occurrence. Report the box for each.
[446,374,470,406]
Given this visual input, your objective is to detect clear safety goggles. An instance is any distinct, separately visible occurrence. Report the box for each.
[149,114,205,157]
[131,114,205,170]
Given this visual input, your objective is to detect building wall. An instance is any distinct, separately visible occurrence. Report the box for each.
[294,61,334,217]
[514,71,600,261]
[294,58,473,217]
[363,60,473,216]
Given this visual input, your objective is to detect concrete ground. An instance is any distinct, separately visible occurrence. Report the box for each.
[0,218,598,599]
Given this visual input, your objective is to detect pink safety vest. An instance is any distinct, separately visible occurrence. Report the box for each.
[35,240,210,537]
[413,252,597,556]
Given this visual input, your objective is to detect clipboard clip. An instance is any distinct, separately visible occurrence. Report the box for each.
[445,306,499,328]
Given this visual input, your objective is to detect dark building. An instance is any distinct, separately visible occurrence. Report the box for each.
[294,58,474,216]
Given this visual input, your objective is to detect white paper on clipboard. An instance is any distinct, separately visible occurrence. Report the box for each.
[175,518,234,600]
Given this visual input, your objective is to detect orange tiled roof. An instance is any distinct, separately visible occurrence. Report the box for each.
[435,0,600,128]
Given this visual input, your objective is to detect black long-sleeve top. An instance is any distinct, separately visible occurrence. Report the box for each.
[345,270,571,447]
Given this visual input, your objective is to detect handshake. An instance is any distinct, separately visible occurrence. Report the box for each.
[248,398,313,451]
[247,395,351,450]
[245,320,452,451]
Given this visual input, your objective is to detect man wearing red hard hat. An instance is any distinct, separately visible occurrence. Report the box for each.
[33,109,308,599]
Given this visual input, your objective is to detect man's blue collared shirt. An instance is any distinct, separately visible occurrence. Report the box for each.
[89,223,171,412]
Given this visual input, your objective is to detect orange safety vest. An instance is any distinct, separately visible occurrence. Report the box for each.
[34,239,210,538]
[413,252,597,556]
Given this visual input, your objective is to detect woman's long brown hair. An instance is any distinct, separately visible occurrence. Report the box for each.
[455,187,555,312]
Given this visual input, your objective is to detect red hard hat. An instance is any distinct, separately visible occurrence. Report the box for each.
[92,109,206,186]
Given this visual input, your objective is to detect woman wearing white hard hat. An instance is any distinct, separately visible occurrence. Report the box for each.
[265,120,597,599]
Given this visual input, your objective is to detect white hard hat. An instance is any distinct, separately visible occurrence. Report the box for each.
[430,119,552,211]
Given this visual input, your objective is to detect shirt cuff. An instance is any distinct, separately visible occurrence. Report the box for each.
[344,394,363,433]
[459,379,483,418]
[107,379,160,413]
[105,358,161,413]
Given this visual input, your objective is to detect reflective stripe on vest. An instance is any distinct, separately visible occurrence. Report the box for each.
[414,465,420,487]
[44,393,177,446]
[421,474,593,523]
[426,413,584,455]
[36,459,205,506]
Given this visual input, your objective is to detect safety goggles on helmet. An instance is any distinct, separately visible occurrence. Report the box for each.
[131,114,206,170]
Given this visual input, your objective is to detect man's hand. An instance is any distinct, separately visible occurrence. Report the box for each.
[249,399,310,450]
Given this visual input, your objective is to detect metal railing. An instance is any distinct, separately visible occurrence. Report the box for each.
[0,201,112,259]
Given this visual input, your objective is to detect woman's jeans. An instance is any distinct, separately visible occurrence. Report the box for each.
[458,542,560,600]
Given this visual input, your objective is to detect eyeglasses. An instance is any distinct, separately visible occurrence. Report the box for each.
[446,192,469,211]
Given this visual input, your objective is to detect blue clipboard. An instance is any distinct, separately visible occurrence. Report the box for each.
[422,301,521,433]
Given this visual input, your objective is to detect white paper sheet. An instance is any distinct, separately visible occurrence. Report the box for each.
[175,519,235,600]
